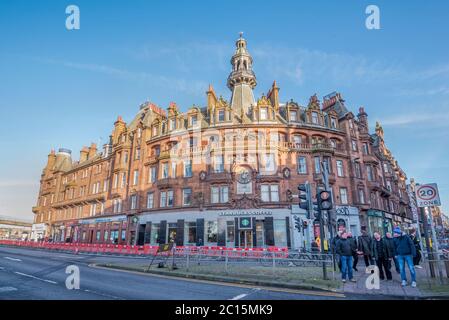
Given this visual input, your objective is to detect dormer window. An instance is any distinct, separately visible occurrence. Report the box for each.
[260,108,268,120]
[152,125,159,137]
[218,110,225,122]
[168,119,175,131]
[190,115,198,126]
[330,118,337,129]
[289,111,297,122]
[311,112,319,124]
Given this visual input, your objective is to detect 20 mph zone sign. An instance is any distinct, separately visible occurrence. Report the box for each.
[415,183,441,207]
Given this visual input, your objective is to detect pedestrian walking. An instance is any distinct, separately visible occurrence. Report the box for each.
[393,226,417,287]
[371,232,393,280]
[409,229,422,269]
[347,232,359,271]
[384,232,400,273]
[358,229,374,266]
[336,232,357,283]
[331,231,343,271]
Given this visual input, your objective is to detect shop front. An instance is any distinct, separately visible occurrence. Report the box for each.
[335,206,361,237]
[77,215,128,244]
[137,208,292,248]
[31,223,49,241]
[367,209,397,236]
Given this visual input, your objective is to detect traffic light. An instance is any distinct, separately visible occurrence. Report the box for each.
[298,183,313,219]
[318,190,333,211]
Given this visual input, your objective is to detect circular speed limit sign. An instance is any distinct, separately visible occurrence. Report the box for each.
[417,185,437,200]
[415,183,441,207]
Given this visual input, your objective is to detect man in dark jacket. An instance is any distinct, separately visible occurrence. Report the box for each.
[409,229,422,268]
[336,232,357,283]
[358,230,374,266]
[347,232,359,271]
[371,232,392,280]
[393,226,417,287]
[331,231,343,271]
[384,232,399,273]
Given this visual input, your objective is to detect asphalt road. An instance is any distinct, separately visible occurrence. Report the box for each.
[0,246,371,300]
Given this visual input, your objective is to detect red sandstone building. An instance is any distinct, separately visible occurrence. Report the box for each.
[32,35,413,249]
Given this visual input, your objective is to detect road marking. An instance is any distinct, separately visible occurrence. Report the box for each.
[229,293,248,300]
[229,288,261,300]
[0,286,17,293]
[91,264,345,298]
[4,257,22,262]
[14,272,57,284]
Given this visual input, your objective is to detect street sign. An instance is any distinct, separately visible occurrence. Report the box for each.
[415,183,441,207]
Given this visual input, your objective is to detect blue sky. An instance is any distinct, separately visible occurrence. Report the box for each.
[1,0,448,221]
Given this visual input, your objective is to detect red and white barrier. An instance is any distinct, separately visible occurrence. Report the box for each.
[0,240,288,259]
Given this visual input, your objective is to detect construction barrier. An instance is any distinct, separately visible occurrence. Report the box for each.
[0,240,288,259]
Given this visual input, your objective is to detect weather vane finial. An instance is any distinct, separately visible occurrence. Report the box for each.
[239,31,244,38]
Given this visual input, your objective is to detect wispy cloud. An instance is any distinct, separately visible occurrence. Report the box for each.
[0,180,39,188]
[32,57,208,97]
[378,112,449,127]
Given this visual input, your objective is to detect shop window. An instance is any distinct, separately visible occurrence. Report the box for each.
[273,219,287,247]
[168,223,177,243]
[206,221,218,243]
[226,221,235,246]
[184,222,197,245]
[150,223,160,244]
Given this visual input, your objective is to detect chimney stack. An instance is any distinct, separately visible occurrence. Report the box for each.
[88,143,97,160]
[80,146,89,162]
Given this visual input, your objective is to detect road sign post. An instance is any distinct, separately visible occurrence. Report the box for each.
[415,183,443,281]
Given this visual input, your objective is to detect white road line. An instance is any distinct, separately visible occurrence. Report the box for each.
[4,257,22,262]
[229,288,261,300]
[0,286,17,293]
[14,272,57,284]
[229,293,249,300]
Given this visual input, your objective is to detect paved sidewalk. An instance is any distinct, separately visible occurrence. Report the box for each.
[337,263,427,298]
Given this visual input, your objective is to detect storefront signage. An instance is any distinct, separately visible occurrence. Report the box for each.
[219,210,272,217]
[239,217,253,229]
[79,216,127,225]
[336,206,359,216]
